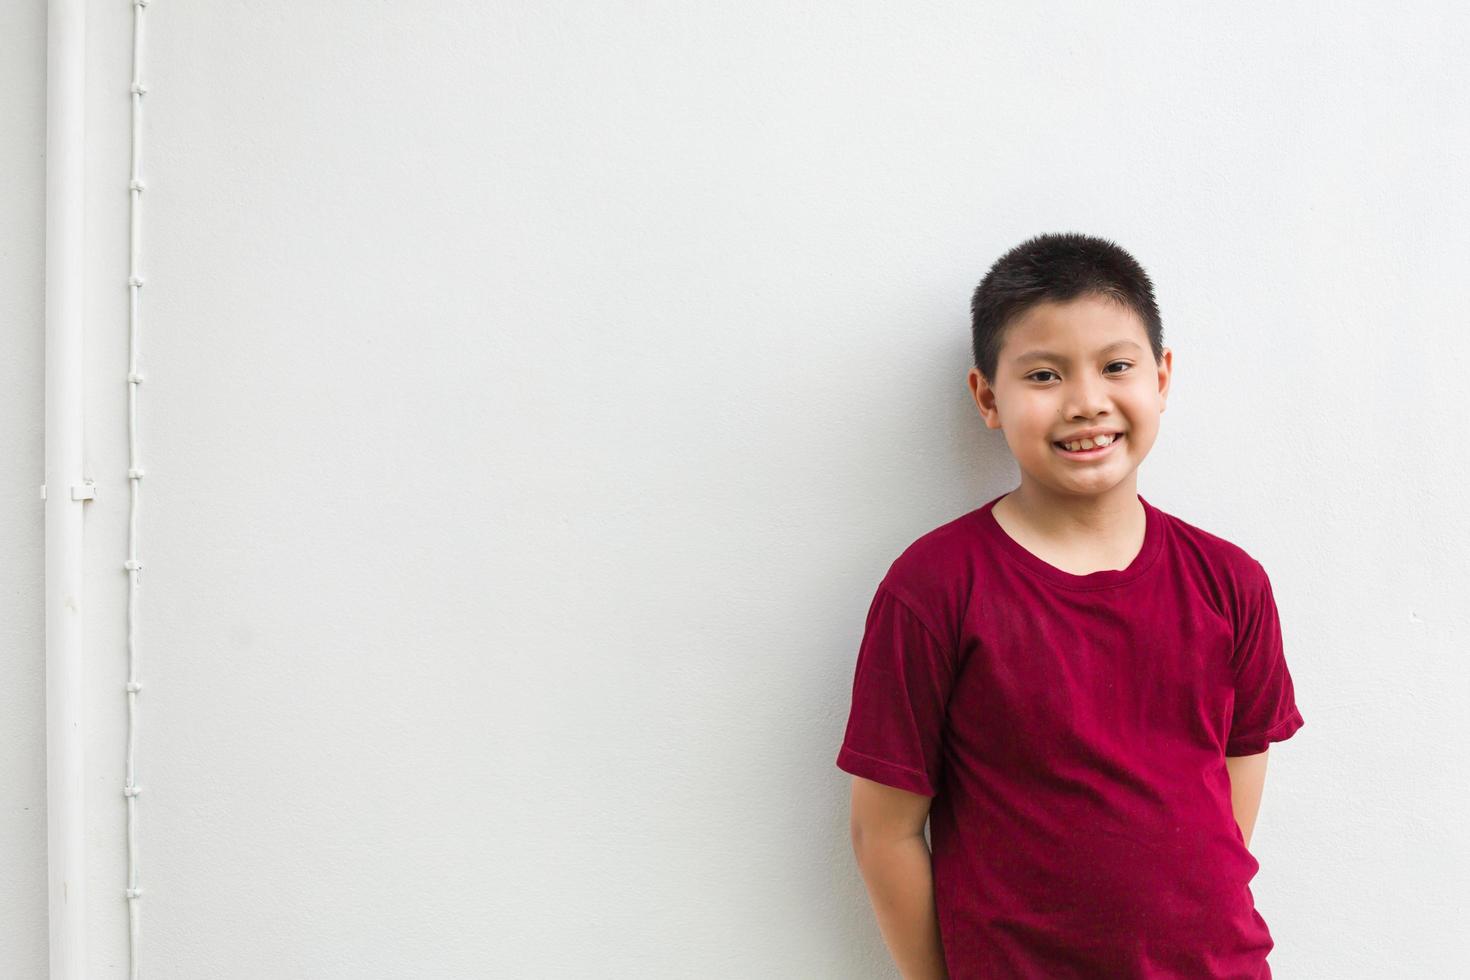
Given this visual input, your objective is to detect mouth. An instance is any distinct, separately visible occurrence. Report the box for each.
[1052,432,1124,459]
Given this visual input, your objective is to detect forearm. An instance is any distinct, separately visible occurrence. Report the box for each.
[1225,751,1269,851]
[853,834,949,980]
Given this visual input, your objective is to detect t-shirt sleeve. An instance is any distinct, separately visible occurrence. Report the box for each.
[835,585,958,797]
[1225,559,1305,756]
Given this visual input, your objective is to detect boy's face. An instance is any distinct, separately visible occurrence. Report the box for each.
[968,294,1171,501]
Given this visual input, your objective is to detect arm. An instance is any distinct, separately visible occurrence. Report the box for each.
[1224,749,1269,849]
[849,776,950,980]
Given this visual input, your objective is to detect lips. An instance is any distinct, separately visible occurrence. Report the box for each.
[1053,432,1124,459]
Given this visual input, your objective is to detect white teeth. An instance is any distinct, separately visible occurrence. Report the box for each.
[1059,433,1117,451]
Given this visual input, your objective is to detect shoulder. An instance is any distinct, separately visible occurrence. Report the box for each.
[873,510,984,649]
[1150,500,1271,598]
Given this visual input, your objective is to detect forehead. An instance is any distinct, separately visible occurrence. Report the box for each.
[998,295,1149,362]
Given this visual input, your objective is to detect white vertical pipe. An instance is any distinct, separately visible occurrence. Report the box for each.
[44,0,88,977]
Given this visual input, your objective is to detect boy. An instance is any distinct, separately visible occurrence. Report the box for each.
[835,232,1304,979]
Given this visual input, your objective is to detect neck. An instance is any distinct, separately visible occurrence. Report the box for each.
[1003,476,1143,537]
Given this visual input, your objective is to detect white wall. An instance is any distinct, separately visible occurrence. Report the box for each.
[3,0,48,972]
[6,1,1468,976]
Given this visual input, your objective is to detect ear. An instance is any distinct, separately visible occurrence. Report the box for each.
[1156,347,1173,411]
[968,367,1002,430]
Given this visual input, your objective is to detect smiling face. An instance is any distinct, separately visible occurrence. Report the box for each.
[968,293,1172,504]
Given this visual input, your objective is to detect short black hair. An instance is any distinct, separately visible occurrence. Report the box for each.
[970,232,1164,383]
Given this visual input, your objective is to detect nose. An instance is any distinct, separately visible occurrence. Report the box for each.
[1061,373,1112,422]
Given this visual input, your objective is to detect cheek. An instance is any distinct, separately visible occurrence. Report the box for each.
[1123,422,1157,451]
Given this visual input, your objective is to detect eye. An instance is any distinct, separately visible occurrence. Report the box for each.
[1025,361,1132,383]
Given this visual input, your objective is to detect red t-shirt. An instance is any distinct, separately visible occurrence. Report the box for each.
[836,492,1305,979]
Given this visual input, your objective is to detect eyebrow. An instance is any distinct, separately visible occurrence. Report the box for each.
[1012,340,1144,364]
